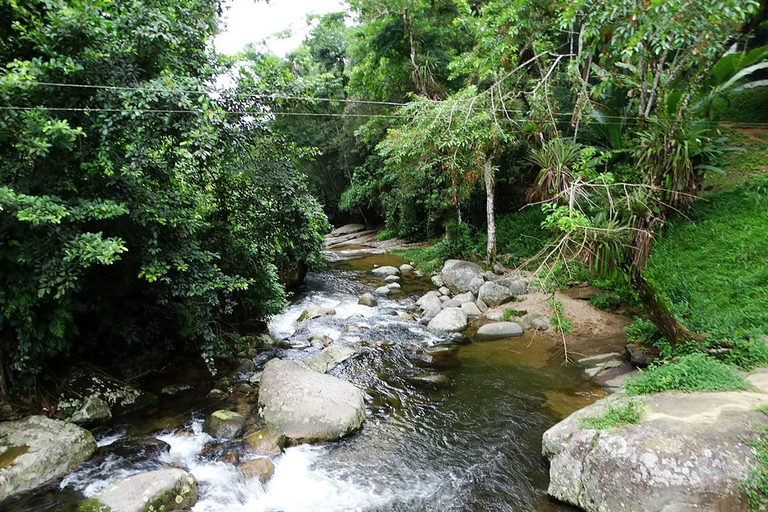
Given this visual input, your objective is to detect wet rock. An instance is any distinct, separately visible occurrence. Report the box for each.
[386,282,401,290]
[310,334,334,346]
[240,458,275,483]
[371,266,400,277]
[431,275,445,288]
[331,224,365,236]
[416,292,442,314]
[427,308,468,333]
[207,389,227,399]
[56,367,157,423]
[249,372,262,385]
[103,437,170,461]
[298,304,336,322]
[304,345,358,373]
[244,428,285,458]
[385,275,401,283]
[441,261,485,295]
[625,343,658,367]
[66,396,112,426]
[83,468,198,512]
[543,392,768,512]
[461,302,482,316]
[233,358,256,375]
[399,264,414,272]
[584,358,624,378]
[399,313,415,321]
[258,360,365,443]
[222,450,240,465]
[452,291,475,304]
[374,286,391,295]
[407,372,451,389]
[411,349,459,369]
[477,281,516,308]
[203,410,246,439]
[160,384,194,397]
[237,333,278,357]
[439,286,451,296]
[475,322,524,341]
[0,416,97,502]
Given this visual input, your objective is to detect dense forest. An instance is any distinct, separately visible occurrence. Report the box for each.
[1,0,767,398]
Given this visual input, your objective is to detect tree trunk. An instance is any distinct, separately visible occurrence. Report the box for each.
[484,157,497,263]
[631,271,704,351]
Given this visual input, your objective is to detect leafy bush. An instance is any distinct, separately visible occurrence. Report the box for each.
[625,353,749,395]
[495,208,551,265]
[376,229,398,241]
[502,308,525,321]
[580,400,645,430]
[548,298,573,335]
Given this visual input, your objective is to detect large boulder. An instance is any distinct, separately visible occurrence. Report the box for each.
[416,292,442,315]
[496,276,529,296]
[542,391,768,512]
[441,261,485,295]
[0,416,96,502]
[477,281,516,307]
[82,468,198,512]
[297,304,336,322]
[303,345,357,373]
[427,308,468,333]
[56,368,157,424]
[331,223,365,236]
[258,360,365,443]
[203,410,246,439]
[475,322,524,341]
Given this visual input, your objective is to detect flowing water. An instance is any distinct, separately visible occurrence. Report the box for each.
[2,251,606,512]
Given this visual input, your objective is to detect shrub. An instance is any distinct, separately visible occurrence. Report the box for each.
[580,400,645,430]
[625,353,749,395]
[742,406,768,511]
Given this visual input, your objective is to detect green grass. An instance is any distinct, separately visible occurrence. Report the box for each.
[495,208,551,266]
[580,400,645,430]
[392,245,446,274]
[742,406,768,511]
[711,88,768,125]
[624,353,749,395]
[646,175,768,343]
[502,308,524,321]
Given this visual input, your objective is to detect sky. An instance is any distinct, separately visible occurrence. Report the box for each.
[215,0,350,56]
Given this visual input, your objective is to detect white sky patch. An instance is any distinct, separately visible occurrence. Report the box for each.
[215,0,350,57]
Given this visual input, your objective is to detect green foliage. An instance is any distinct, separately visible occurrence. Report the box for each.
[502,308,524,321]
[625,354,749,395]
[548,298,573,335]
[376,229,398,241]
[711,88,768,124]
[580,400,645,430]
[391,246,445,274]
[742,407,768,511]
[495,208,551,266]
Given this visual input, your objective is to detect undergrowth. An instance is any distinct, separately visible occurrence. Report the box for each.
[625,353,749,395]
[742,406,768,511]
[580,400,645,430]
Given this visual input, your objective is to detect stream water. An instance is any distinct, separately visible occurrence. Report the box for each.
[3,251,605,512]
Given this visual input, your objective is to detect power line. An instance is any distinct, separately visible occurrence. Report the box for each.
[0,106,399,118]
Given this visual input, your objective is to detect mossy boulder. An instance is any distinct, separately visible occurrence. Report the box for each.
[203,410,246,439]
[243,428,285,458]
[79,468,198,512]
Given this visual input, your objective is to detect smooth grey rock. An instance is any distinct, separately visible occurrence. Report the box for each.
[522,312,550,331]
[578,353,623,365]
[386,282,401,290]
[439,286,451,296]
[85,468,198,512]
[493,262,506,275]
[441,261,485,295]
[584,359,624,377]
[374,286,391,295]
[475,322,524,341]
[452,291,475,304]
[203,410,246,439]
[258,360,365,443]
[331,224,365,236]
[416,292,442,313]
[309,334,333,347]
[0,416,96,502]
[485,310,505,321]
[385,275,401,283]
[298,304,336,322]
[371,266,400,277]
[461,302,482,316]
[431,275,445,288]
[441,299,462,309]
[477,281,516,307]
[304,345,357,373]
[475,299,488,313]
[427,308,468,333]
[439,295,450,303]
[399,264,414,272]
[496,276,529,295]
[358,293,378,307]
[543,392,768,512]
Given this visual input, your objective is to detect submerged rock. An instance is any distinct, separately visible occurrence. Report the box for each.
[240,458,275,483]
[371,266,400,277]
[203,410,246,439]
[475,322,524,341]
[244,428,285,458]
[407,372,451,389]
[427,308,468,333]
[258,360,365,443]
[0,416,97,502]
[82,468,198,512]
[303,345,358,373]
[543,391,768,512]
[160,384,194,397]
[385,275,401,283]
[297,304,336,322]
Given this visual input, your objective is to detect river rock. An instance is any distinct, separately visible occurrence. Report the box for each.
[386,282,401,290]
[441,299,462,309]
[416,292,442,314]
[431,275,445,288]
[309,334,333,348]
[82,468,198,512]
[439,286,451,296]
[497,276,529,295]
[204,410,246,439]
[625,343,658,367]
[399,264,414,272]
[66,396,112,426]
[358,293,378,307]
[385,275,400,283]
[439,295,450,303]
[475,299,488,313]
[331,223,365,236]
[208,388,227,399]
[372,266,400,277]
[56,368,157,424]
[475,322,524,341]
[427,308,468,333]
[522,312,550,331]
[258,359,365,443]
[477,281,516,307]
[298,304,336,322]
[160,384,194,397]
[543,391,768,512]
[441,261,485,295]
[0,416,97,502]
[461,302,482,316]
[244,428,285,458]
[375,286,391,295]
[240,458,275,483]
[452,291,475,304]
[304,345,357,373]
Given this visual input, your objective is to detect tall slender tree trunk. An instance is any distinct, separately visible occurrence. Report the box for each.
[484,157,497,263]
